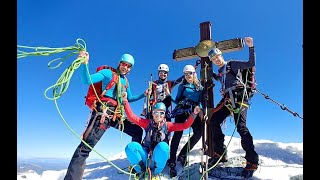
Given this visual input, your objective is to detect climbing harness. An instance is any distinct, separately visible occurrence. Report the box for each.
[170,99,197,118]
[202,64,251,179]
[141,120,168,180]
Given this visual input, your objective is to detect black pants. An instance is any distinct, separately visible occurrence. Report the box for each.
[210,97,259,164]
[168,111,202,165]
[64,105,143,180]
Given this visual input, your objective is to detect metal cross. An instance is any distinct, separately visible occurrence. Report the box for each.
[172,21,245,179]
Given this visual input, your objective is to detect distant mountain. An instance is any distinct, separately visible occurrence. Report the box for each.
[17,162,45,174]
[17,135,303,180]
[17,157,70,174]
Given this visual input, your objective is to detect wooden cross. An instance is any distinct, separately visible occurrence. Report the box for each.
[172,21,244,179]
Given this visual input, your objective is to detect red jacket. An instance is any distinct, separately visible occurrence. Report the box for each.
[123,101,196,132]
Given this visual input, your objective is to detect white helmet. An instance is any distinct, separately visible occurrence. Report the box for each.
[158,64,169,72]
[183,65,195,73]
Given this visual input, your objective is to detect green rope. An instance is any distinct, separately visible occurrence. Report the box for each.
[116,70,127,122]
[17,38,86,59]
[201,71,250,180]
[17,38,87,100]
[53,99,134,177]
[129,164,140,180]
[115,69,126,147]
[18,38,134,176]
[44,56,83,100]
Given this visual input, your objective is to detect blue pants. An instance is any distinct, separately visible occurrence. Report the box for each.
[125,142,169,175]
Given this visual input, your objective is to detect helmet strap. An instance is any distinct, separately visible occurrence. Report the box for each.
[117,66,129,75]
[159,77,167,81]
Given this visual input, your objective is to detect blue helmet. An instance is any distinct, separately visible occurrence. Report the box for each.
[120,53,135,67]
[153,102,166,111]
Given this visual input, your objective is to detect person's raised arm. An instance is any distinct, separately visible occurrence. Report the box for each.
[167,106,202,132]
[78,51,112,84]
[246,36,256,67]
[122,92,149,129]
[235,37,256,69]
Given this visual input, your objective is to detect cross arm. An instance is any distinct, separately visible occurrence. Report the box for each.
[173,38,245,61]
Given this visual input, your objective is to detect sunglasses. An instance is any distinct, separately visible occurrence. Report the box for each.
[120,62,132,68]
[184,72,193,76]
[153,111,165,115]
[159,71,168,74]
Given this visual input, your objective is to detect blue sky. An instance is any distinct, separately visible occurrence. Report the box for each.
[17,0,303,159]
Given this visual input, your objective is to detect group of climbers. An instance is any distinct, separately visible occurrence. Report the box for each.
[63,36,259,180]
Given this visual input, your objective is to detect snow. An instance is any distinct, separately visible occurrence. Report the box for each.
[17,135,303,180]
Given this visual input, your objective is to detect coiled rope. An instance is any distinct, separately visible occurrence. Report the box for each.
[17,38,135,177]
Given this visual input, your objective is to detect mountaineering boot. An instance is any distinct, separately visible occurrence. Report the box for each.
[128,165,137,174]
[133,160,147,180]
[168,162,177,177]
[241,162,258,178]
[208,152,228,167]
[134,171,145,180]
[151,174,162,180]
[177,155,187,167]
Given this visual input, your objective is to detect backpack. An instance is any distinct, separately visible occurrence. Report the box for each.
[84,65,128,109]
[228,63,256,98]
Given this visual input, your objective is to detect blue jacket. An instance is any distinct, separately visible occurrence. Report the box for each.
[172,81,203,108]
[80,63,145,103]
